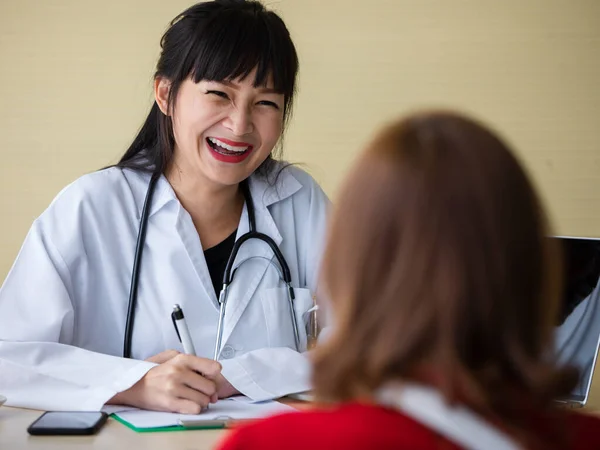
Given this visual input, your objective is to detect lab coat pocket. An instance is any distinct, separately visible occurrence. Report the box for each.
[260,287,313,353]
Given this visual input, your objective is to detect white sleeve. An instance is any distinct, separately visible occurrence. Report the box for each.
[220,348,311,401]
[0,221,155,411]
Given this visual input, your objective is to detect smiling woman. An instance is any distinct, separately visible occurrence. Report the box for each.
[117,0,298,183]
[155,72,285,187]
[0,0,330,415]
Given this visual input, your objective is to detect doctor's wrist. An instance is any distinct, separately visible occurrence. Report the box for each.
[107,389,132,406]
[216,374,239,399]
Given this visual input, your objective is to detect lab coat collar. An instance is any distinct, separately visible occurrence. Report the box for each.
[121,168,172,220]
[126,163,303,219]
[248,165,304,208]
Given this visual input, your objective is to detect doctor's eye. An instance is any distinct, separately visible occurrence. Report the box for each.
[257,100,280,110]
[206,90,229,100]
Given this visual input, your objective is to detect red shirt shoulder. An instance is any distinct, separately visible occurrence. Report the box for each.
[216,403,600,450]
[216,403,459,450]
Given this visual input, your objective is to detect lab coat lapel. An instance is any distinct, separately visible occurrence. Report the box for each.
[218,170,302,352]
[128,169,218,306]
[149,174,218,308]
[175,205,219,308]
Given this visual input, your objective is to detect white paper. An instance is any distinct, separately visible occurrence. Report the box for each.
[227,395,278,404]
[114,398,295,429]
[101,404,139,414]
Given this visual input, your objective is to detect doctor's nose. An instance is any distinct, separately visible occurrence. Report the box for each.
[224,107,254,136]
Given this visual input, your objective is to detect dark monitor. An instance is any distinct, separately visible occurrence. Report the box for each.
[553,236,600,405]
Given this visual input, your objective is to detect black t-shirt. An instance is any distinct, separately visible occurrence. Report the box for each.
[204,229,238,298]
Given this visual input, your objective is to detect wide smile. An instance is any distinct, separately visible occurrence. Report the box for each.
[206,137,254,163]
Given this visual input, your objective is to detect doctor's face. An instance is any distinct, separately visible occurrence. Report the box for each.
[159,70,285,188]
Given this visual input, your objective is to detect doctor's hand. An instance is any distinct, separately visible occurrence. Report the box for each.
[144,349,181,364]
[109,354,222,414]
[215,372,240,399]
[142,351,239,399]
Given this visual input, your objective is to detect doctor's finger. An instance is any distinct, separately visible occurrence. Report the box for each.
[171,384,212,411]
[180,370,218,398]
[145,349,180,364]
[179,355,222,378]
[166,395,207,415]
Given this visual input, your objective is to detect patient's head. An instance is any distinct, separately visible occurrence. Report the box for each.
[313,110,574,412]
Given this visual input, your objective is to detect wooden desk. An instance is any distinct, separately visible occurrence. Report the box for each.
[0,398,311,450]
[0,405,229,450]
[2,384,600,450]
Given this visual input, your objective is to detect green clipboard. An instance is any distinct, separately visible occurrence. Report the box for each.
[111,413,231,432]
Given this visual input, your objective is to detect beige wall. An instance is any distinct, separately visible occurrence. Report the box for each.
[1,0,599,284]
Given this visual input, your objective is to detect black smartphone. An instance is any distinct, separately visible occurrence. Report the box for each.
[27,411,108,436]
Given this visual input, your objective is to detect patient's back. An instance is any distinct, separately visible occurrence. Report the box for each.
[217,402,600,450]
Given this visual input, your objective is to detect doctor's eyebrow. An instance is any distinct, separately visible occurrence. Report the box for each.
[212,80,283,95]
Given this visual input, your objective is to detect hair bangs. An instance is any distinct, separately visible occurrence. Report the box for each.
[187,10,297,101]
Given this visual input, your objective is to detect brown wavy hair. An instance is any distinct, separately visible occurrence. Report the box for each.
[312,111,577,446]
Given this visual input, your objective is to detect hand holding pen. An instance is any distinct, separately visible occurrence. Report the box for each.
[109,354,220,414]
[106,304,222,414]
[171,304,219,410]
[171,304,241,400]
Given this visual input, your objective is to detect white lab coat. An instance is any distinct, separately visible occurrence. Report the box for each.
[0,163,330,411]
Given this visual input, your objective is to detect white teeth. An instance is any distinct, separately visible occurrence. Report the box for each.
[208,137,249,152]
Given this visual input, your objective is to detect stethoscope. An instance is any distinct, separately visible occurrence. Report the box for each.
[123,173,300,359]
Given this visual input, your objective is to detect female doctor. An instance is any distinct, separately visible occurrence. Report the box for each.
[0,0,329,414]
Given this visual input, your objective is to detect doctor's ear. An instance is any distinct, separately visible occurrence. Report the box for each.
[154,77,171,116]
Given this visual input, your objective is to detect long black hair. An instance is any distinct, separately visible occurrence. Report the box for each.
[116,0,299,178]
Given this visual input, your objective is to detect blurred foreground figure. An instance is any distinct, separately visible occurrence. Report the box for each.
[217,111,600,449]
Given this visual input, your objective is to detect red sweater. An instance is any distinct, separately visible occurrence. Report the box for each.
[216,402,600,450]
